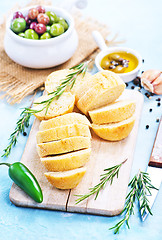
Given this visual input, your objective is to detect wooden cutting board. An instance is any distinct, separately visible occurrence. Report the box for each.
[9,90,143,216]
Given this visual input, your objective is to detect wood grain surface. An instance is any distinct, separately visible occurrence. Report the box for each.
[9,90,144,216]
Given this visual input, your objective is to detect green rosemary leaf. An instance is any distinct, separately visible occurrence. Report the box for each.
[70,78,77,89]
[109,218,125,233]
[126,219,130,228]
[94,191,100,200]
[146,205,153,215]
[70,62,83,70]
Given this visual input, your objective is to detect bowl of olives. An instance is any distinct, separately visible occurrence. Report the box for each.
[4,5,78,69]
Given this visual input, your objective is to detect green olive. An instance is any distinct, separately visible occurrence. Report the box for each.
[24,29,39,40]
[18,32,25,38]
[58,17,68,31]
[114,65,125,73]
[46,25,51,33]
[110,54,121,61]
[11,18,26,33]
[40,32,51,40]
[50,23,64,37]
[101,59,110,70]
[45,11,58,25]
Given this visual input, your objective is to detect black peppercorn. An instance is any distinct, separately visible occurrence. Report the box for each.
[149,108,152,112]
[141,71,144,74]
[23,132,27,136]
[157,102,161,107]
[156,118,159,122]
[131,86,135,89]
[142,59,144,63]
[110,60,116,65]
[145,93,150,98]
[146,125,149,129]
[109,65,116,69]
[133,77,140,86]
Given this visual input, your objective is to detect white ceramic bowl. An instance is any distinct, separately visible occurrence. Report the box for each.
[4,6,78,69]
[95,47,142,83]
[92,31,142,83]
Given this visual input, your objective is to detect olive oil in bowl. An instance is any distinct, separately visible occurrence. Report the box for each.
[100,51,139,74]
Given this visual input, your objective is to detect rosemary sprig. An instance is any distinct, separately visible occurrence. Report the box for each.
[138,171,158,217]
[1,92,38,158]
[75,158,127,204]
[1,61,90,158]
[109,174,139,234]
[110,170,158,234]
[1,109,32,158]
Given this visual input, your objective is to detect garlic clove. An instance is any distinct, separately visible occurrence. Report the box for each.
[153,76,162,95]
[141,77,154,93]
[141,69,162,94]
[141,70,161,83]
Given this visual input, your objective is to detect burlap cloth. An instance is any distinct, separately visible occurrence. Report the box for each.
[0,0,121,104]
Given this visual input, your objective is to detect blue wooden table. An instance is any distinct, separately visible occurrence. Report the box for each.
[0,0,161,239]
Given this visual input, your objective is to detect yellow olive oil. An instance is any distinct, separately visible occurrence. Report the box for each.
[100,51,139,73]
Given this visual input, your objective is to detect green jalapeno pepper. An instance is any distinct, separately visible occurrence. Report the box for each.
[0,162,43,203]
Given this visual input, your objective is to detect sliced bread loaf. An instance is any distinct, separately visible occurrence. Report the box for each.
[36,123,91,144]
[39,112,91,131]
[37,136,91,157]
[44,166,86,189]
[32,92,75,120]
[89,99,136,124]
[41,148,91,171]
[92,116,135,141]
[76,77,125,115]
[75,70,125,102]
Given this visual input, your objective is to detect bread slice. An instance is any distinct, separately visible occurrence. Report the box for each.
[45,69,91,98]
[45,69,71,94]
[71,72,92,97]
[36,124,91,144]
[89,100,136,124]
[32,92,75,120]
[75,70,125,102]
[39,112,91,131]
[37,136,91,157]
[44,167,86,189]
[41,148,91,171]
[76,77,125,115]
[92,116,135,141]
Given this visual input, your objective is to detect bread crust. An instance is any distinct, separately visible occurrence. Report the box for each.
[92,116,135,141]
[37,136,91,157]
[39,112,91,131]
[77,83,125,115]
[89,100,136,124]
[41,149,91,171]
[44,167,86,189]
[37,124,91,144]
[32,92,75,120]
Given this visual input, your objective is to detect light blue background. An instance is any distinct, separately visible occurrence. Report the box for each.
[0,0,161,239]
